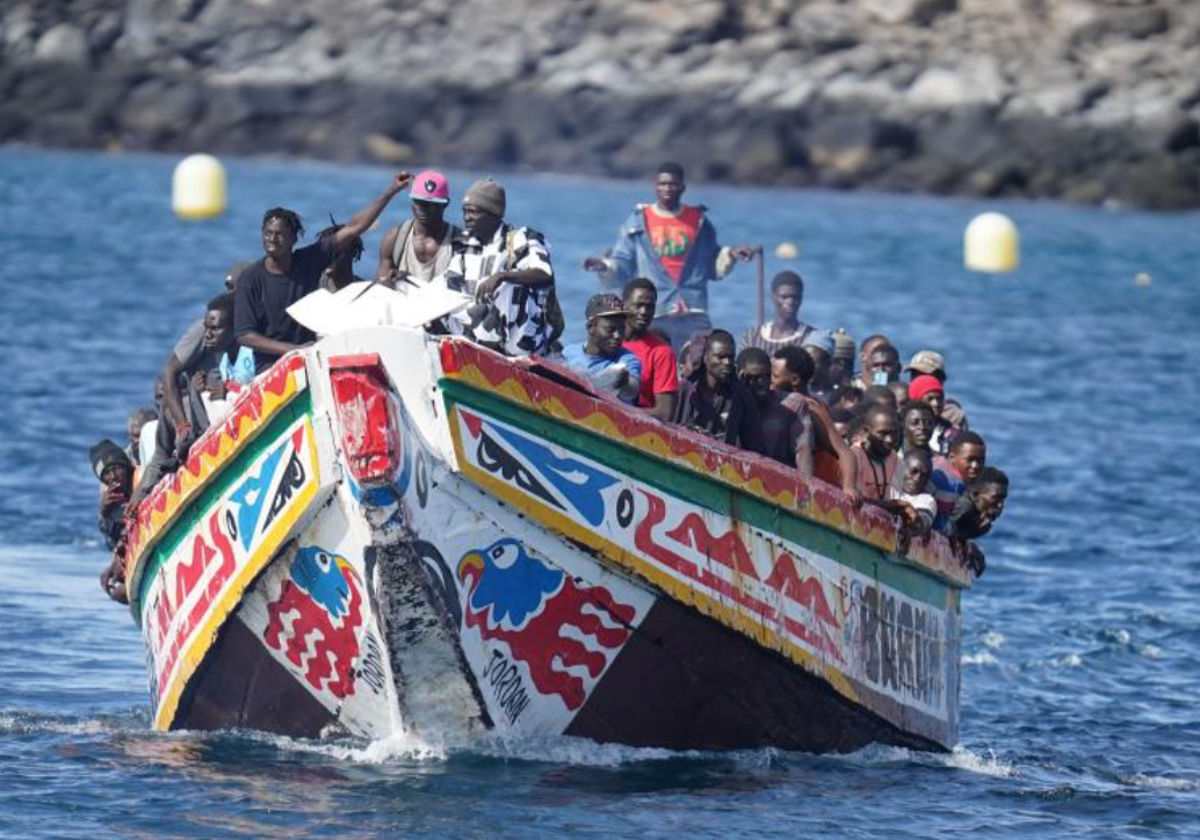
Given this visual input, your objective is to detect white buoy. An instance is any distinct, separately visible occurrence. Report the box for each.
[1135,272,1153,287]
[774,241,799,260]
[172,154,227,220]
[964,212,1019,273]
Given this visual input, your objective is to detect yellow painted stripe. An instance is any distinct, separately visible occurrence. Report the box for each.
[152,419,322,731]
[446,410,860,704]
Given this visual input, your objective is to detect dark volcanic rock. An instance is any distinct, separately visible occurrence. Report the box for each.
[2,0,1198,208]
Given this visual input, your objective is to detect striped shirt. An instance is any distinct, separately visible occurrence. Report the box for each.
[444,223,555,356]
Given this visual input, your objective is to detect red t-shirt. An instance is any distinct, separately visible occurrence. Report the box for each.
[623,332,679,409]
[643,205,703,283]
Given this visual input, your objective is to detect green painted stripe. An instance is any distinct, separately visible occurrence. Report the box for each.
[132,392,313,621]
[440,379,949,607]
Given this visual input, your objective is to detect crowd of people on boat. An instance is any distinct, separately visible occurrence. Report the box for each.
[92,162,1006,601]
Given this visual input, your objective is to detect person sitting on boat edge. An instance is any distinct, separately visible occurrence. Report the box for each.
[673,329,765,453]
[132,294,244,506]
[90,440,133,553]
[739,347,814,474]
[930,431,987,535]
[621,278,678,420]
[770,345,861,504]
[562,294,643,405]
[949,466,1009,576]
[906,349,970,433]
[377,169,460,289]
[950,466,1008,540]
[741,271,822,355]
[854,403,900,503]
[443,177,561,356]
[235,172,413,375]
[582,161,754,349]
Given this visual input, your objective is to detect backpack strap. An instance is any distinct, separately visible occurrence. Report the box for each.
[390,219,415,267]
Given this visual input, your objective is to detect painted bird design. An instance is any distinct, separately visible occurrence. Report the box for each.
[457,538,635,711]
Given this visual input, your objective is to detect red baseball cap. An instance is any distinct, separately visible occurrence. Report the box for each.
[411,170,450,204]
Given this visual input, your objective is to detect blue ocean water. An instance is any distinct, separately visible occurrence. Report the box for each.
[1,147,1198,838]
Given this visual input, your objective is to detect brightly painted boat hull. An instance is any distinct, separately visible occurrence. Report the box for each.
[123,328,970,752]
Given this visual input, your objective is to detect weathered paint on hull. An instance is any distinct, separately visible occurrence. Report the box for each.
[123,329,970,753]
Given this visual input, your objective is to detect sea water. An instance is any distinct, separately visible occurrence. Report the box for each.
[0,148,1197,838]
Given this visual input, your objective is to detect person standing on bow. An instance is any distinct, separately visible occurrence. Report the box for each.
[443,177,559,356]
[583,161,754,349]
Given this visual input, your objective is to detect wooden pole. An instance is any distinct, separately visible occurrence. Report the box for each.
[755,244,766,327]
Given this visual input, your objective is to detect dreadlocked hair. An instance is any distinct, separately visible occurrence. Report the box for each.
[262,207,304,239]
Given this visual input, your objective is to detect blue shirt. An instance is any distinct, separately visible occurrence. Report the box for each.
[562,344,643,405]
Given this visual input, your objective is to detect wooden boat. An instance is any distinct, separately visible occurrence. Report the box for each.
[123,327,972,752]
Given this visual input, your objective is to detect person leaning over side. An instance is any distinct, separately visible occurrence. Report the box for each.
[673,329,764,453]
[562,294,643,405]
[235,171,414,374]
[621,278,678,421]
[583,161,753,348]
[443,178,560,356]
[930,430,987,535]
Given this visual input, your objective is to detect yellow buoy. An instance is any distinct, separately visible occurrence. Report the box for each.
[774,241,799,260]
[172,154,227,220]
[964,212,1019,273]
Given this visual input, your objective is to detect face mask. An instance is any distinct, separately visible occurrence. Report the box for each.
[872,371,890,386]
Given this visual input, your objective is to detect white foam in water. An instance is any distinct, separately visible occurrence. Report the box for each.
[940,746,1018,778]
[0,712,118,737]
[1140,644,1163,660]
[1051,653,1084,668]
[244,729,447,763]
[472,733,682,767]
[1123,773,1198,791]
[961,651,1000,666]
[980,631,1006,649]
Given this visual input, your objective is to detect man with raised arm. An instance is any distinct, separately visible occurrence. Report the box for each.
[377,169,460,288]
[235,172,413,374]
[583,161,753,348]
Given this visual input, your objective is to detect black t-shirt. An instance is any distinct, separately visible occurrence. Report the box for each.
[235,237,335,372]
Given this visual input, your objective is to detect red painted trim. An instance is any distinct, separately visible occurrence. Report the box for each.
[328,353,383,370]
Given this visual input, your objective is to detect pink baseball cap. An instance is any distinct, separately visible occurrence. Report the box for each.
[411,169,450,204]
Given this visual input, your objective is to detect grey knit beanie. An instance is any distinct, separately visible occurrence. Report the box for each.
[464,178,506,217]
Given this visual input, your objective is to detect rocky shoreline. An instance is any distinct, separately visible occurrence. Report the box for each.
[3,0,1198,209]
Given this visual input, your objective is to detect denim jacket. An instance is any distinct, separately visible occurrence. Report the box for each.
[602,205,728,315]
